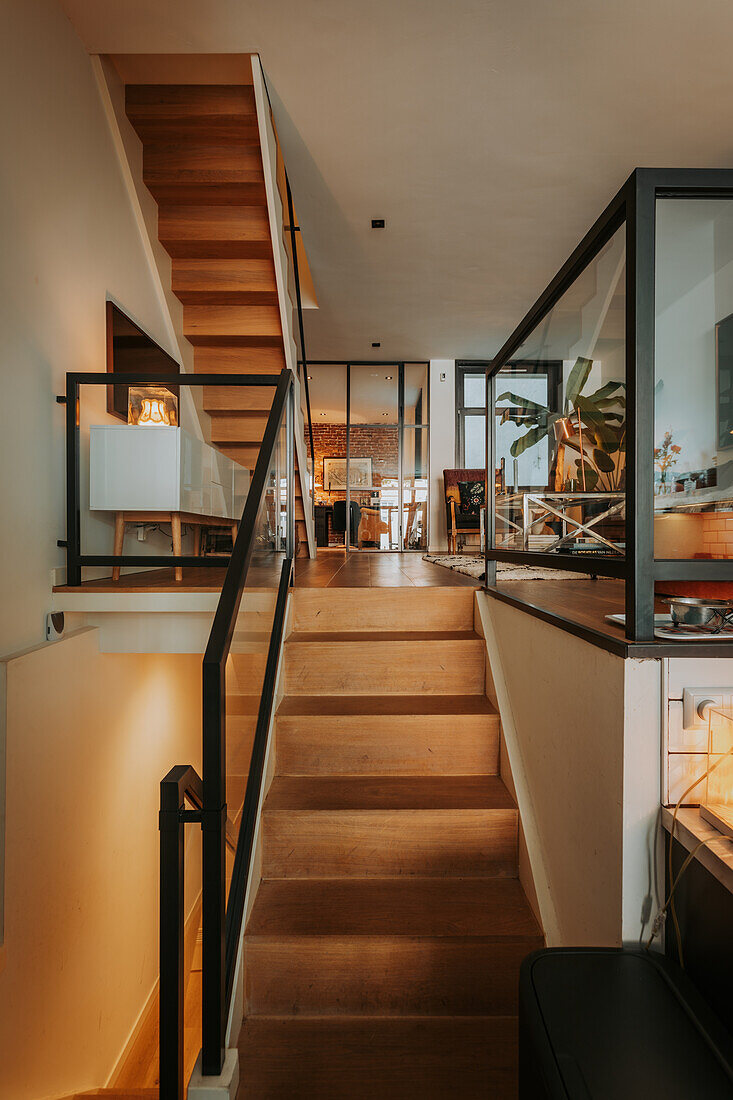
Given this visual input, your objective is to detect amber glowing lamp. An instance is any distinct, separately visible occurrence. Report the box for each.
[700,704,733,838]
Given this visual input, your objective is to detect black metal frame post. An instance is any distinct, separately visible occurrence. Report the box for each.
[65,373,81,586]
[484,369,496,588]
[159,765,204,1100]
[625,170,657,641]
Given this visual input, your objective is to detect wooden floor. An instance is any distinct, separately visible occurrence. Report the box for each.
[295,551,478,588]
[491,576,627,641]
[54,552,478,592]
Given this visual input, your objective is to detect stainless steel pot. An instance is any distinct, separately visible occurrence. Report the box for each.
[664,596,733,630]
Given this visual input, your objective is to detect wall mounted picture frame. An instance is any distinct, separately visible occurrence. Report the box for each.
[323,456,373,490]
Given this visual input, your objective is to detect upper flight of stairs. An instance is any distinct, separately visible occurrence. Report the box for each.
[237,587,543,1098]
[124,79,308,550]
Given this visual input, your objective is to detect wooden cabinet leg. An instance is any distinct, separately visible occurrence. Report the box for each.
[192,525,201,557]
[112,512,124,581]
[171,513,183,582]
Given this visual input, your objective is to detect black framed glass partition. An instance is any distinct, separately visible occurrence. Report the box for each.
[307,361,429,552]
[485,168,733,642]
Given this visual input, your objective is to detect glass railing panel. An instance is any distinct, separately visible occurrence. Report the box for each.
[492,222,627,559]
[81,378,249,581]
[654,196,733,562]
[223,408,289,899]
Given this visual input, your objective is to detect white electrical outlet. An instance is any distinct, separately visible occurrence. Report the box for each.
[682,687,729,729]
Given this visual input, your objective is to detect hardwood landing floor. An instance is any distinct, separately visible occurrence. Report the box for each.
[53,553,478,591]
[294,550,478,588]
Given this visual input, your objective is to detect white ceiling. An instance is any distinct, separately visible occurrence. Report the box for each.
[62,0,733,361]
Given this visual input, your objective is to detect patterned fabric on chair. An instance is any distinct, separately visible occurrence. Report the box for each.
[443,468,486,553]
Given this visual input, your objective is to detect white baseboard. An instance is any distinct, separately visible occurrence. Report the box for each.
[187,1048,239,1100]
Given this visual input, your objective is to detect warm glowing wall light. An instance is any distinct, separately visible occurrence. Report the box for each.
[128,386,178,427]
[701,704,733,838]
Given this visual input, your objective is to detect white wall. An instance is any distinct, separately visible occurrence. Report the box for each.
[428,359,455,551]
[0,628,202,1099]
[0,0,186,657]
[479,593,663,947]
[655,199,733,475]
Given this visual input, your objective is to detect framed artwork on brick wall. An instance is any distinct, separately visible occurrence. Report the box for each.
[323,456,373,490]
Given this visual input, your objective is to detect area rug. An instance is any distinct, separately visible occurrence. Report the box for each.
[423,554,584,581]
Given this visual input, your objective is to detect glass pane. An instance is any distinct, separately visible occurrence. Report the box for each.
[225,405,289,902]
[493,223,626,557]
[85,381,250,578]
[464,414,486,467]
[403,427,429,550]
[464,372,486,409]
[350,365,399,424]
[404,363,429,425]
[309,364,348,547]
[654,198,733,560]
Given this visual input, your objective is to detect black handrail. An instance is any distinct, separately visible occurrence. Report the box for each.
[199,367,293,1077]
[224,555,292,999]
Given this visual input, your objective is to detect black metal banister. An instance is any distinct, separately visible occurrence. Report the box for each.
[224,555,292,1002]
[199,367,292,1077]
[159,765,204,1100]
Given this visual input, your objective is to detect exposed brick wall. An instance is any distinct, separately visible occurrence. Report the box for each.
[310,423,399,504]
[702,512,733,558]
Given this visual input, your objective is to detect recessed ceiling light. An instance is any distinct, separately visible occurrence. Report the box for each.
[308,375,313,380]
[372,342,381,348]
[371,219,385,229]
[319,411,326,416]
[385,375,393,380]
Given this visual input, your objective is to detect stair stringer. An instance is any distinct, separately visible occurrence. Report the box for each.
[251,54,316,558]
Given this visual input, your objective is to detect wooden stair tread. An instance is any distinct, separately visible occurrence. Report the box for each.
[236,1016,518,1099]
[287,629,481,643]
[126,84,256,118]
[264,775,514,811]
[246,878,540,938]
[276,694,497,716]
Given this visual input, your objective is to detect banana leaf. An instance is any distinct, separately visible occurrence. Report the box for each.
[586,381,625,402]
[573,460,599,490]
[593,447,616,472]
[496,392,549,414]
[574,394,605,427]
[509,424,548,457]
[565,357,593,407]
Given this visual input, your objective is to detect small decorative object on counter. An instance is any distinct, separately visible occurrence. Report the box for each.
[654,430,681,488]
[128,385,178,427]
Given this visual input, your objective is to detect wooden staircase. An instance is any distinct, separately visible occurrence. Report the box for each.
[124,78,309,551]
[237,587,543,1098]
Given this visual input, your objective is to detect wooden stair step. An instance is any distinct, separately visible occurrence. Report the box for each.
[264,775,512,811]
[144,142,264,182]
[204,385,280,412]
[173,257,276,294]
[292,586,477,633]
[261,806,517,878]
[211,413,270,444]
[193,346,285,372]
[247,877,540,937]
[184,304,282,338]
[159,206,271,260]
[146,181,267,206]
[244,936,536,1016]
[237,1016,518,1099]
[275,708,499,777]
[276,694,496,716]
[127,83,257,120]
[283,634,486,696]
